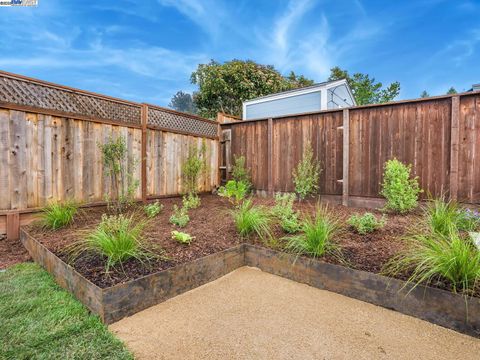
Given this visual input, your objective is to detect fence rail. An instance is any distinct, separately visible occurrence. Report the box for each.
[221,92,480,205]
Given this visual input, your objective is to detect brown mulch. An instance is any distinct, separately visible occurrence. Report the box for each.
[22,194,419,288]
[0,233,31,270]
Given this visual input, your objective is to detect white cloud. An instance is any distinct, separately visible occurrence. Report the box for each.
[157,0,227,38]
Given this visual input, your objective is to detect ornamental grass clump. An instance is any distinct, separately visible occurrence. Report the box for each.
[286,206,341,259]
[424,197,480,236]
[70,214,157,272]
[380,158,422,213]
[292,142,321,200]
[40,201,79,230]
[348,212,386,235]
[385,228,480,295]
[231,199,272,239]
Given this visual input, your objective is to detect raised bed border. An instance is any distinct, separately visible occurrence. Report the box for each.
[21,229,480,336]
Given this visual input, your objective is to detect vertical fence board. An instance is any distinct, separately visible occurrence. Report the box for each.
[0,110,10,210]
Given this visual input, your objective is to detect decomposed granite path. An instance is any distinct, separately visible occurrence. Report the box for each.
[110,266,480,360]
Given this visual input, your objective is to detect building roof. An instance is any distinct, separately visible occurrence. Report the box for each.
[243,79,348,104]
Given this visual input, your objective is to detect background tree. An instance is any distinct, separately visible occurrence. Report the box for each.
[169,91,197,114]
[191,59,314,119]
[420,90,430,98]
[328,67,400,105]
[446,87,458,95]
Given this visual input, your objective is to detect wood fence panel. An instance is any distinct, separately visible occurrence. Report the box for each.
[458,95,480,203]
[349,99,451,198]
[230,121,269,190]
[145,129,218,197]
[0,110,145,210]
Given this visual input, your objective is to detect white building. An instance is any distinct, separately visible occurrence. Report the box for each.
[242,79,355,121]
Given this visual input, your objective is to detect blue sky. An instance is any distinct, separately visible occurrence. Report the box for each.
[1,0,479,106]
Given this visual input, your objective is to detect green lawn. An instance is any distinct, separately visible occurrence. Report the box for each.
[0,263,133,360]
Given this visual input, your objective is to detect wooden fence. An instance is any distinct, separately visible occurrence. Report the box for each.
[221,92,480,205]
[0,70,219,235]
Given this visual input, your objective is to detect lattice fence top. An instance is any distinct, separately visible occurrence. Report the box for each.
[0,72,141,125]
[0,71,218,137]
[148,106,218,138]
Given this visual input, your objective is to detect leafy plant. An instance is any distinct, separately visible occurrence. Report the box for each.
[348,212,386,235]
[292,142,321,200]
[231,199,271,239]
[380,158,422,213]
[70,214,157,272]
[385,229,480,295]
[285,206,341,259]
[182,143,207,196]
[99,136,139,214]
[182,192,201,210]
[424,198,480,236]
[144,201,163,218]
[218,180,249,205]
[231,155,251,190]
[40,201,78,230]
[169,205,190,227]
[171,230,194,244]
[272,193,300,233]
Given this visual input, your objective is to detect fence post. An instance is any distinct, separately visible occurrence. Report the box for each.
[449,96,460,201]
[6,212,20,241]
[342,109,350,206]
[141,104,148,204]
[223,129,232,181]
[268,118,273,195]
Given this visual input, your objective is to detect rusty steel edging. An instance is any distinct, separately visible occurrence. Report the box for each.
[20,229,480,336]
[244,244,480,337]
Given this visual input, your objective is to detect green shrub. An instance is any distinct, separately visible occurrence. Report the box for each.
[169,205,190,227]
[272,193,300,233]
[70,214,156,272]
[348,212,385,235]
[182,143,206,196]
[385,230,480,295]
[380,158,422,213]
[99,136,139,214]
[144,201,163,218]
[218,180,248,205]
[292,142,321,200]
[231,155,252,190]
[286,206,340,259]
[171,230,194,244]
[182,192,201,210]
[231,199,271,239]
[40,201,78,230]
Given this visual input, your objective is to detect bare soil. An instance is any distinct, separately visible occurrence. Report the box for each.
[21,194,419,288]
[0,233,30,270]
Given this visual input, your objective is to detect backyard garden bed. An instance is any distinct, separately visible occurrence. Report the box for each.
[20,193,480,335]
[23,194,414,287]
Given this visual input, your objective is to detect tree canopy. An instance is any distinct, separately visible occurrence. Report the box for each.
[190,59,314,119]
[446,87,458,95]
[328,67,400,105]
[420,90,430,98]
[168,91,197,114]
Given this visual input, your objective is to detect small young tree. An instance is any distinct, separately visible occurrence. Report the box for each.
[182,142,207,198]
[99,136,139,214]
[292,142,321,200]
[231,155,252,190]
[380,158,422,213]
